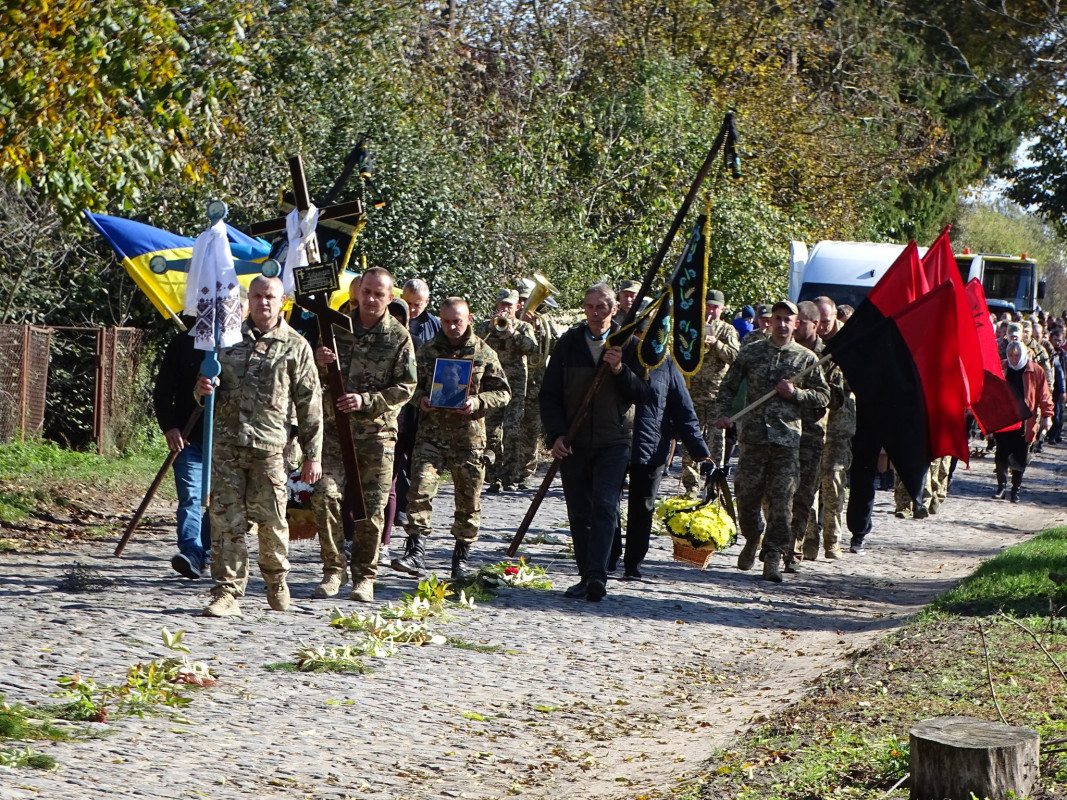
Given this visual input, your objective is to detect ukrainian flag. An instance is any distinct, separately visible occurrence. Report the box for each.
[84,212,273,323]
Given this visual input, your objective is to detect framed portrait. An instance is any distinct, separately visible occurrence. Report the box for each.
[430,358,473,409]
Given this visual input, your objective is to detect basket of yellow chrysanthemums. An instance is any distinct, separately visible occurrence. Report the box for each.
[653,496,737,569]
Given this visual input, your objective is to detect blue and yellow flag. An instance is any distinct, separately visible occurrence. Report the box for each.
[84,212,273,323]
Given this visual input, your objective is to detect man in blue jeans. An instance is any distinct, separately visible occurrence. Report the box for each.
[153,322,211,579]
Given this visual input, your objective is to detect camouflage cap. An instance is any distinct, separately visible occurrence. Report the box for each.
[496,288,519,305]
[706,289,725,306]
[1007,322,1023,337]
[756,304,773,319]
[619,279,641,294]
[771,300,799,316]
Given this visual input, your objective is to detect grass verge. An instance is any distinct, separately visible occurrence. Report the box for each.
[0,438,171,527]
[689,527,1067,800]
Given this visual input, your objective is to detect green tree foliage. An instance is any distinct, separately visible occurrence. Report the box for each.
[2,0,1065,324]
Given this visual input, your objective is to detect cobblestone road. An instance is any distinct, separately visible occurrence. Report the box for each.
[1,449,1065,799]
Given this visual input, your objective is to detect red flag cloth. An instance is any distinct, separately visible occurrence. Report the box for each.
[921,227,985,405]
[892,281,970,462]
[964,278,1032,435]
[865,239,929,317]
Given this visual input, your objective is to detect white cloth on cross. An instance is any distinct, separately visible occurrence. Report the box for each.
[283,204,320,296]
[183,218,242,352]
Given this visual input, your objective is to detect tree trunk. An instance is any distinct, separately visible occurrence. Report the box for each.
[909,716,1039,800]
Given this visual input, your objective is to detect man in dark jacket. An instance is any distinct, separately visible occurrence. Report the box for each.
[540,283,651,601]
[153,321,211,579]
[621,353,710,578]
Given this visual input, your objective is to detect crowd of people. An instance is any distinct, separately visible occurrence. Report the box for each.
[151,270,1061,614]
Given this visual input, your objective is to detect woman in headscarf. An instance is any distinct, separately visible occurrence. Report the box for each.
[994,340,1054,503]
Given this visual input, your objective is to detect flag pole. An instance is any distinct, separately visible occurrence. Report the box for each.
[506,112,740,558]
[726,352,833,424]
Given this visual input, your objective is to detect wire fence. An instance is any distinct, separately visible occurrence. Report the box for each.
[0,325,50,442]
[0,324,155,454]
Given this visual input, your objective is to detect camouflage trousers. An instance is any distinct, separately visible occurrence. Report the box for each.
[789,437,825,560]
[516,389,543,484]
[486,395,526,486]
[682,395,725,493]
[734,442,799,559]
[407,439,485,544]
[929,456,951,503]
[894,469,932,513]
[804,436,851,552]
[209,446,289,598]
[313,436,395,583]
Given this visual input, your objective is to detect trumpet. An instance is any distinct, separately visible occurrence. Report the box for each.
[493,315,512,332]
[520,272,559,320]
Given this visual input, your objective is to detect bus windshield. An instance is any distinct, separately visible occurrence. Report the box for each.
[983,261,1033,309]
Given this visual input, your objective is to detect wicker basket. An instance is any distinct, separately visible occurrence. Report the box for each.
[286,507,318,541]
[671,537,717,569]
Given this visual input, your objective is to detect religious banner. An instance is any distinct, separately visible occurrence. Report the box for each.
[637,291,672,372]
[670,214,708,376]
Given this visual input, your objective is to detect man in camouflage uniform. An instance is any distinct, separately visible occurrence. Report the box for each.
[740,305,772,348]
[785,301,840,570]
[1023,320,1053,390]
[802,297,854,559]
[681,289,739,493]
[715,301,830,583]
[196,275,323,618]
[515,289,558,489]
[393,297,511,579]
[478,288,539,492]
[312,267,417,603]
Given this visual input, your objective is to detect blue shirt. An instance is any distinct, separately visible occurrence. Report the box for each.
[409,311,442,349]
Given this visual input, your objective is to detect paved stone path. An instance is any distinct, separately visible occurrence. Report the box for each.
[1,448,1065,799]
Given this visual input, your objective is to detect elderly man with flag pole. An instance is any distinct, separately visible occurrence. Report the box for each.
[193,202,323,618]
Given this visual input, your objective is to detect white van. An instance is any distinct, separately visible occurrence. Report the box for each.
[787,240,925,308]
[789,240,1044,314]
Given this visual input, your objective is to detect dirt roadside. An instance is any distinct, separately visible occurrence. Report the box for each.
[0,446,1065,800]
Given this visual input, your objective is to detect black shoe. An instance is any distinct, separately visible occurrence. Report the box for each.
[1010,488,1020,503]
[487,481,502,494]
[992,485,1006,500]
[171,553,201,580]
[622,567,642,580]
[451,540,473,580]
[586,578,606,602]
[564,579,589,599]
[394,511,409,527]
[784,558,799,574]
[392,534,427,577]
[849,537,866,554]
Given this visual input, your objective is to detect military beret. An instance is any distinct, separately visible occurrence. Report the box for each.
[619,279,641,294]
[771,300,799,316]
[706,289,725,306]
[496,288,519,305]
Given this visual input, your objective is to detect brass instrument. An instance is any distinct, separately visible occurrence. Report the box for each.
[493,315,512,332]
[520,272,559,320]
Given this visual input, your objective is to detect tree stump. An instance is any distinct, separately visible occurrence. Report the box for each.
[909,716,1039,800]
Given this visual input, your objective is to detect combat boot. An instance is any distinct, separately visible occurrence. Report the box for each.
[762,553,783,583]
[737,536,760,571]
[350,578,374,602]
[202,588,241,618]
[266,578,290,612]
[313,571,347,599]
[392,534,427,578]
[451,540,473,581]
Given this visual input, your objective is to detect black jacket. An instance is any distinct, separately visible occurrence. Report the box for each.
[153,330,205,441]
[540,322,651,451]
[631,356,709,467]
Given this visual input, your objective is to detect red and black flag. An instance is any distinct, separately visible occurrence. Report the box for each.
[921,226,985,404]
[828,266,969,501]
[965,278,1031,435]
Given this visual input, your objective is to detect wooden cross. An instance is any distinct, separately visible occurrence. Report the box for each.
[248,155,366,520]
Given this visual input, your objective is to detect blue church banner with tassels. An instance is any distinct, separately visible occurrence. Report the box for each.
[670,215,708,376]
[638,290,673,371]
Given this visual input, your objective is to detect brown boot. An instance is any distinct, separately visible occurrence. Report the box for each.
[762,554,783,583]
[737,536,760,571]
[266,579,290,612]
